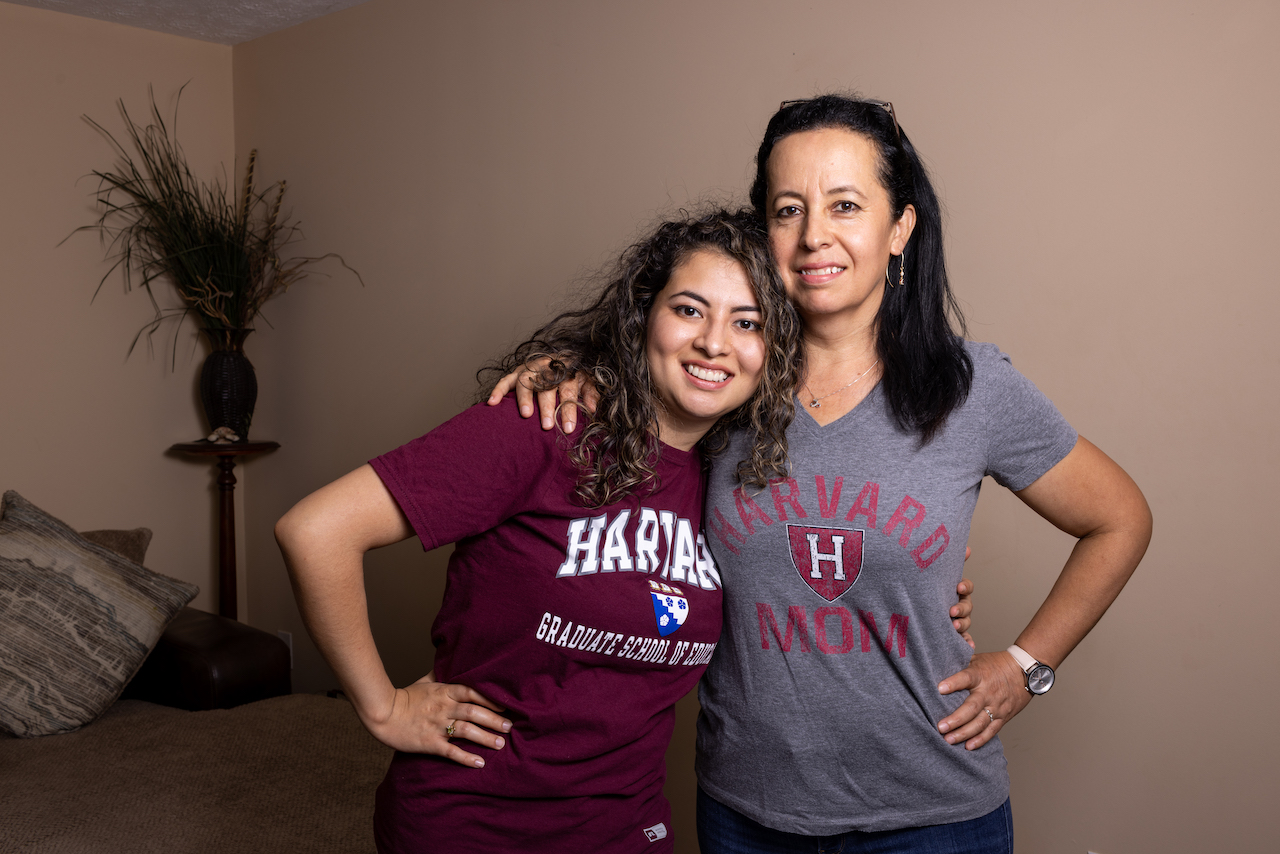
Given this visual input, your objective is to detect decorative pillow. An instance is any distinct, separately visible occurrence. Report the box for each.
[0,492,198,737]
[80,527,154,566]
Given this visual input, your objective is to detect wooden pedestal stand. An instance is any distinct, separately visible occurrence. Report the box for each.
[170,441,279,620]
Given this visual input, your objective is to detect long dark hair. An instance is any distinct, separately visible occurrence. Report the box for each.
[481,208,803,507]
[751,94,972,442]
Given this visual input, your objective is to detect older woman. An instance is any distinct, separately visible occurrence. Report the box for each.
[501,95,1151,853]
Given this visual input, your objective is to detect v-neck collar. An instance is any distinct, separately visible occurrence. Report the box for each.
[795,380,884,434]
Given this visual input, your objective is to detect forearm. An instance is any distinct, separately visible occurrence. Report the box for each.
[1012,521,1149,668]
[274,465,414,728]
[1010,436,1153,669]
[280,536,397,725]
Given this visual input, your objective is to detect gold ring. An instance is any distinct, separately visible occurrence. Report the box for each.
[445,722,456,738]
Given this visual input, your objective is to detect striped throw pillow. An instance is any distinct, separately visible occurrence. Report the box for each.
[0,491,198,737]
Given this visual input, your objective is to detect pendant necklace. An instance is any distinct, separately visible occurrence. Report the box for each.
[806,359,880,409]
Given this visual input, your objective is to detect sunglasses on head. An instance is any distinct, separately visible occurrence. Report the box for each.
[778,98,902,147]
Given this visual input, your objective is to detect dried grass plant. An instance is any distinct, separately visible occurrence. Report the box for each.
[75,87,360,358]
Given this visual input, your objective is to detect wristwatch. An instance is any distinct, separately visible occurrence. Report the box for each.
[1007,644,1054,695]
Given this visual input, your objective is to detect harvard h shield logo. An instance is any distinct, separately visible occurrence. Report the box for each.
[787,525,864,602]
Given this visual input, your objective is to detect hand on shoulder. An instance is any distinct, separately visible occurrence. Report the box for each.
[487,358,598,432]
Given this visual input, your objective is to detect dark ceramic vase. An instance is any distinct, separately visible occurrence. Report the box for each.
[199,328,257,441]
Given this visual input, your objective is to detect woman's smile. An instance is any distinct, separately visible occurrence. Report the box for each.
[795,263,848,285]
[684,362,731,384]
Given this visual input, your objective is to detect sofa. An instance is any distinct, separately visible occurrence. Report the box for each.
[0,492,392,853]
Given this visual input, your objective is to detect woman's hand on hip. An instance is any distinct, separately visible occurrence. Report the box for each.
[362,671,512,768]
[935,651,1030,750]
[486,358,597,432]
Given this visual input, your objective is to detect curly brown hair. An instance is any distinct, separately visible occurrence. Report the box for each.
[480,208,803,507]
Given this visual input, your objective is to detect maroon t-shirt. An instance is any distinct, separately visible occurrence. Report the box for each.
[368,397,722,853]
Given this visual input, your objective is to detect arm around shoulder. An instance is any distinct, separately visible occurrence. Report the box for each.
[485,357,597,432]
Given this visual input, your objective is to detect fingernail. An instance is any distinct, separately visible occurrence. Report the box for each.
[541,417,553,430]
[474,758,485,768]
[494,737,505,749]
[502,721,512,732]
[946,735,957,744]
[520,405,532,417]
[938,721,949,733]
[565,421,575,433]
[938,682,949,692]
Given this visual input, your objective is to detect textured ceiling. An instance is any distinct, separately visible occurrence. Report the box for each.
[8,0,372,45]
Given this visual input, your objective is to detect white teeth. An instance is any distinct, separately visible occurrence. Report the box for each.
[685,365,729,383]
[806,266,844,275]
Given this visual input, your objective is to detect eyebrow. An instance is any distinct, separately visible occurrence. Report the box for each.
[668,290,761,314]
[773,184,868,201]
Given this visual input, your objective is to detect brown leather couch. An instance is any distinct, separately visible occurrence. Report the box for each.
[120,606,291,710]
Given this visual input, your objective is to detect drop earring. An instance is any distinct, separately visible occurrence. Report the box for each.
[887,252,905,288]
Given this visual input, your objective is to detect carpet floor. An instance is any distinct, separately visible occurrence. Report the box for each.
[0,694,393,853]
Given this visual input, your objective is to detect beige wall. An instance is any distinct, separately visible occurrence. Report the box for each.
[0,2,233,612]
[4,0,1277,851]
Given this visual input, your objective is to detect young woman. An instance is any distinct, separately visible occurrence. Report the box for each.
[276,209,803,853]
[500,95,1152,853]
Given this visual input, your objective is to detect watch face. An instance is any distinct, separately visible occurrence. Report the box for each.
[1027,664,1054,694]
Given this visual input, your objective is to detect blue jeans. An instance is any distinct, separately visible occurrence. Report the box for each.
[696,788,1013,854]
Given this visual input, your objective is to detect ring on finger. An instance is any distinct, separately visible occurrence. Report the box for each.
[445,721,456,738]
[983,708,995,723]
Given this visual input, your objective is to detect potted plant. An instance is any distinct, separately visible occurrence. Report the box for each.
[78,87,360,442]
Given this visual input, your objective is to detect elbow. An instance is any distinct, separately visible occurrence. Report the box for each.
[274,507,299,552]
[1125,474,1154,544]
[1115,485,1154,569]
[1135,492,1154,554]
[1080,482,1153,572]
[275,502,318,563]
[1138,486,1153,534]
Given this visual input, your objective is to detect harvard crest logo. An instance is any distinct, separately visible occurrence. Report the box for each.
[787,524,864,602]
[648,580,689,636]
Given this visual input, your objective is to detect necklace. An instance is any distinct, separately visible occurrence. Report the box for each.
[806,359,880,408]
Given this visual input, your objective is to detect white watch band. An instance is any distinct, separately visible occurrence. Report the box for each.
[1006,643,1038,672]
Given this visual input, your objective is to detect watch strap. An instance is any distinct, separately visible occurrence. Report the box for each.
[1006,643,1039,673]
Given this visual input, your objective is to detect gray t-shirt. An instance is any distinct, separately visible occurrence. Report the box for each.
[695,341,1078,834]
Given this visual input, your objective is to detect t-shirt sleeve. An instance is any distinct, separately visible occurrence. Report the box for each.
[975,343,1079,492]
[369,397,569,550]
